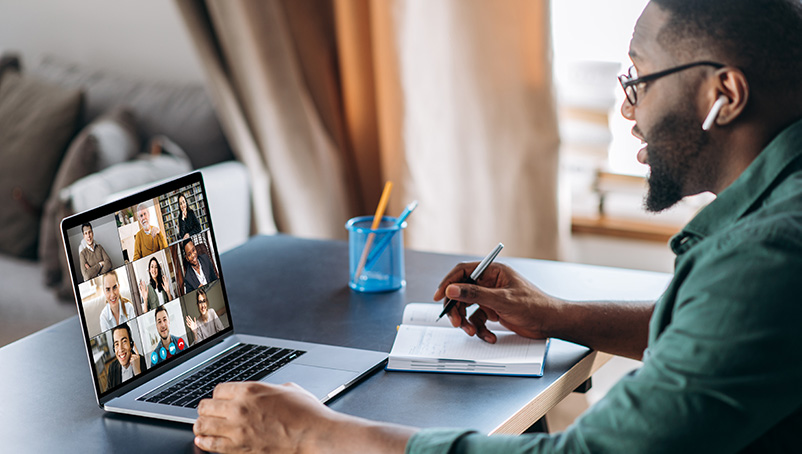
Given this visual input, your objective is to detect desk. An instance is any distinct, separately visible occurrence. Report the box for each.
[0,235,671,452]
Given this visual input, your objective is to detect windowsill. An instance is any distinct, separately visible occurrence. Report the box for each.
[571,214,680,243]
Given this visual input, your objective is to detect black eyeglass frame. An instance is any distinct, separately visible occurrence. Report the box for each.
[618,61,725,105]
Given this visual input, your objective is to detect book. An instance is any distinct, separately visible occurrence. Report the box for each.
[387,303,549,376]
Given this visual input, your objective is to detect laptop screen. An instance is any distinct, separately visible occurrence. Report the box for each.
[61,173,233,398]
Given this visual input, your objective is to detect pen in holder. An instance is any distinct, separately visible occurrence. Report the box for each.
[363,201,417,273]
[346,216,406,292]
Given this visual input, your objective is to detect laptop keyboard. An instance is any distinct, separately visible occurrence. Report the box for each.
[138,343,305,408]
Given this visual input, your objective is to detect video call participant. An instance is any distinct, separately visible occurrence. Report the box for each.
[177,193,202,240]
[133,202,167,261]
[182,238,218,293]
[106,323,146,390]
[185,287,224,344]
[150,305,185,366]
[79,222,112,281]
[99,270,136,333]
[138,257,173,312]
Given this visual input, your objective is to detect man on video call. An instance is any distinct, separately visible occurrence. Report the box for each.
[150,305,185,366]
[193,1,802,452]
[133,202,167,261]
[182,238,218,293]
[106,323,145,390]
[79,222,112,281]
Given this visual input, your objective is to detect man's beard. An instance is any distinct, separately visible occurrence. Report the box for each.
[643,111,710,212]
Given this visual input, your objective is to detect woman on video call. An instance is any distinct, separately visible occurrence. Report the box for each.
[99,270,136,333]
[177,193,202,240]
[185,287,223,344]
[139,257,173,312]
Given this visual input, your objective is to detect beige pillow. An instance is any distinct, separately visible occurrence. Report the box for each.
[39,107,139,286]
[0,71,83,258]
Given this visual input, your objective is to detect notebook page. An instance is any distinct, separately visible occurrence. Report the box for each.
[402,303,510,332]
[391,325,545,364]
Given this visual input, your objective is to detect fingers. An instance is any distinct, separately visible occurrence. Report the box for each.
[443,282,505,312]
[446,302,477,337]
[194,414,235,452]
[433,262,478,301]
[211,381,262,400]
[197,397,236,418]
[469,309,497,343]
[195,435,231,454]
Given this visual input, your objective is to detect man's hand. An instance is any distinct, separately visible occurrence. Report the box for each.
[194,382,338,453]
[150,225,161,237]
[433,262,559,343]
[194,382,416,454]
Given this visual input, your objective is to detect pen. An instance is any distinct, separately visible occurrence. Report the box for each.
[437,242,504,321]
[363,200,418,272]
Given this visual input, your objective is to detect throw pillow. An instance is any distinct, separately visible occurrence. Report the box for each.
[0,71,83,258]
[39,107,140,286]
[32,56,234,168]
[53,138,193,299]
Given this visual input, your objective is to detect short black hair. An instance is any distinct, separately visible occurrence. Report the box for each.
[154,305,168,321]
[112,323,132,343]
[183,238,195,256]
[81,222,93,233]
[652,0,802,95]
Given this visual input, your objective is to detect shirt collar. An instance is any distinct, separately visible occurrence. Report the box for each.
[671,117,802,255]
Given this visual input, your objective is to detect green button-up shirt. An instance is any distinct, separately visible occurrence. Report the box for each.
[407,118,802,453]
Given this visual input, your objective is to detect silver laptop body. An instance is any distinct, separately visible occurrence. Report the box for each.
[61,172,386,423]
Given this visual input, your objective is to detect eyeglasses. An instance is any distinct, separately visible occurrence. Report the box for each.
[618,61,725,105]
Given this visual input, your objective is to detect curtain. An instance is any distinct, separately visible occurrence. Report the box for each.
[176,0,564,259]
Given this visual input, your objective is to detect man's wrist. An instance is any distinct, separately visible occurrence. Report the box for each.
[309,411,415,454]
[540,296,570,339]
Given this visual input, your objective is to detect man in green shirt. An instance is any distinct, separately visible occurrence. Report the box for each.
[193,0,802,452]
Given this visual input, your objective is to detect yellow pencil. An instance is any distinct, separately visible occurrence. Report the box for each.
[353,181,393,283]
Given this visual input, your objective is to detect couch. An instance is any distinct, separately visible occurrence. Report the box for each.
[0,53,251,347]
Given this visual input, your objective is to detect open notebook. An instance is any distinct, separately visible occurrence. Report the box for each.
[387,303,549,376]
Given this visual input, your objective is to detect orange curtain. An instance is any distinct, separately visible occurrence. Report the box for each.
[177,0,564,258]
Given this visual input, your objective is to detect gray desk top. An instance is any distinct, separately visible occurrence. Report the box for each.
[0,235,671,452]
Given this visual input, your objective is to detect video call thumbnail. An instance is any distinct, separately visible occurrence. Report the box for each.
[181,281,228,347]
[72,181,230,396]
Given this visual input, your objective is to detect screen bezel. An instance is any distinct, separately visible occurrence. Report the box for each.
[60,171,235,404]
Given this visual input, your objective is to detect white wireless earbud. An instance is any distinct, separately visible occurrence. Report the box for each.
[702,95,728,131]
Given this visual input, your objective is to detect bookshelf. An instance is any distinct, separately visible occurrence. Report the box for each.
[159,184,209,244]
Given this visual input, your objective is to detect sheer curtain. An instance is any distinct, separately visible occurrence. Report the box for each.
[176,0,564,259]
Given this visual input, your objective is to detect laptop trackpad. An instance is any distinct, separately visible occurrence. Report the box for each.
[261,364,359,400]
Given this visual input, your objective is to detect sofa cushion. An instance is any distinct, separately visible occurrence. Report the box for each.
[31,56,234,169]
[47,138,193,298]
[39,107,140,286]
[0,70,83,258]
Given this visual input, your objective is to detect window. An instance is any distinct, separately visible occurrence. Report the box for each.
[552,0,713,242]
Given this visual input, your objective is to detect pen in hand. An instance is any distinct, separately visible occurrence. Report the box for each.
[437,243,504,321]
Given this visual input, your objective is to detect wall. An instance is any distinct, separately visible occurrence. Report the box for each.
[0,0,203,83]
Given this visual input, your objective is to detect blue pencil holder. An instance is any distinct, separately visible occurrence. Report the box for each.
[345,216,406,292]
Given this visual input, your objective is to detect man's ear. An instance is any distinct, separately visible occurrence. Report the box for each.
[709,67,749,127]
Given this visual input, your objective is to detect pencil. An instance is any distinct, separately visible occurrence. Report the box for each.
[353,181,393,283]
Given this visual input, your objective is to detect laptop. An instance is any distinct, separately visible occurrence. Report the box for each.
[61,171,387,423]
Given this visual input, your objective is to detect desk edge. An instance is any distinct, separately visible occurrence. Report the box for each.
[489,351,613,435]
